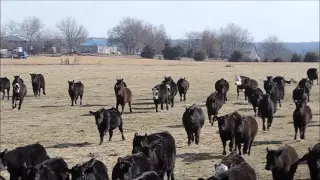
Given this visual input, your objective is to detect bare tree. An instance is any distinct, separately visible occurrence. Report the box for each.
[56,17,88,52]
[141,23,168,54]
[185,31,201,52]
[4,20,18,36]
[200,29,219,58]
[1,26,6,37]
[260,35,285,60]
[18,16,44,42]
[108,17,145,54]
[40,28,62,53]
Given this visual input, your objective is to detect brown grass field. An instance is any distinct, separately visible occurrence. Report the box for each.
[0,56,319,179]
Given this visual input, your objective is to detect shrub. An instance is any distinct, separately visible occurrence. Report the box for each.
[291,53,303,62]
[193,51,206,61]
[273,57,284,62]
[228,50,242,62]
[304,52,319,62]
[186,49,194,58]
[140,45,155,59]
[162,45,181,60]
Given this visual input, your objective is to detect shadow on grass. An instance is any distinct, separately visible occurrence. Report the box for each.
[132,102,154,105]
[40,105,69,108]
[136,98,152,101]
[177,153,223,163]
[81,104,106,107]
[167,124,184,128]
[80,113,92,117]
[237,108,253,111]
[309,124,320,127]
[132,107,154,110]
[47,142,92,149]
[252,140,283,147]
[274,115,287,118]
[233,102,249,106]
[123,111,149,114]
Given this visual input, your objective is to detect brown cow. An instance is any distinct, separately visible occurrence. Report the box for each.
[115,86,132,114]
[293,100,312,140]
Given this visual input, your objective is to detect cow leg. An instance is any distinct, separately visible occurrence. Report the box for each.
[248,139,254,155]
[128,101,132,113]
[183,93,186,101]
[243,138,250,155]
[236,87,239,100]
[179,92,182,101]
[262,117,266,131]
[166,101,169,110]
[43,85,46,95]
[161,102,164,110]
[244,89,247,100]
[279,97,282,107]
[108,130,113,141]
[75,95,78,104]
[121,104,125,115]
[195,130,200,145]
[317,78,319,85]
[222,140,227,155]
[187,133,191,146]
[18,98,24,110]
[300,126,305,139]
[1,90,4,99]
[171,96,175,107]
[7,88,9,100]
[267,117,273,130]
[237,142,242,155]
[307,93,310,102]
[229,137,235,152]
[118,122,125,140]
[99,131,105,145]
[79,94,83,106]
[116,101,119,111]
[12,97,15,109]
[294,126,298,140]
[38,84,41,96]
[155,103,158,112]
[166,169,174,180]
[253,105,257,117]
[208,114,213,126]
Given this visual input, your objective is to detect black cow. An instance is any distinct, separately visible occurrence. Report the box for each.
[273,76,291,100]
[292,86,308,104]
[234,115,258,155]
[216,112,240,155]
[133,171,161,180]
[293,100,312,140]
[162,76,178,108]
[114,78,127,95]
[12,75,24,85]
[214,152,246,172]
[0,77,10,100]
[258,94,276,131]
[234,75,250,100]
[265,145,299,180]
[69,158,109,180]
[199,162,256,180]
[215,78,229,103]
[243,78,259,103]
[89,107,125,145]
[12,82,27,110]
[29,73,46,97]
[206,91,225,126]
[298,78,312,102]
[263,76,282,107]
[182,104,205,145]
[152,83,171,112]
[307,68,318,85]
[247,88,263,117]
[68,80,84,106]
[0,143,50,180]
[299,142,320,180]
[22,157,69,180]
[141,137,176,180]
[176,77,189,101]
[112,152,151,180]
[132,131,173,154]
[114,84,132,114]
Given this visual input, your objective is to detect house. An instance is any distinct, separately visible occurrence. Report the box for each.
[79,38,118,54]
[241,43,261,61]
[1,35,27,51]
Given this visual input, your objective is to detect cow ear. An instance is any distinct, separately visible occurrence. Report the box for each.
[266,147,269,152]
[308,147,312,152]
[134,132,138,137]
[144,133,147,137]
[1,149,8,156]
[72,80,74,83]
[22,162,28,169]
[276,149,283,157]
[89,111,94,115]
[117,157,123,163]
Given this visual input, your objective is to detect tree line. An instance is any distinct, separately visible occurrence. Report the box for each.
[0,16,319,62]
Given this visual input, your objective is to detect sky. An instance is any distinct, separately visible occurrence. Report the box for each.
[1,1,319,42]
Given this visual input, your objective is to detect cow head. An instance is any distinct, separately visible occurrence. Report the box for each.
[29,73,37,83]
[112,158,133,180]
[234,75,242,85]
[89,108,105,125]
[233,114,245,133]
[68,80,75,89]
[264,78,274,94]
[265,147,283,171]
[69,158,96,180]
[152,87,159,100]
[165,84,171,95]
[0,149,8,171]
[13,83,21,94]
[216,114,229,131]
[214,163,228,176]
[22,163,41,180]
[132,132,146,154]
[262,94,270,100]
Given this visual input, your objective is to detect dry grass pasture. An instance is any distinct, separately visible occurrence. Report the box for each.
[0,56,319,179]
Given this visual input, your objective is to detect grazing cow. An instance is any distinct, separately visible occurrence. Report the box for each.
[258,94,276,131]
[206,91,225,126]
[247,88,263,117]
[89,107,125,145]
[263,77,282,107]
[176,77,189,101]
[114,84,132,114]
[131,131,176,180]
[22,157,69,180]
[0,143,49,180]
[292,86,308,104]
[12,75,24,85]
[112,152,151,180]
[273,76,291,100]
[234,115,258,155]
[12,82,27,110]
[215,78,229,103]
[29,73,46,97]
[133,171,161,180]
[69,158,109,180]
[292,100,312,140]
[216,112,240,155]
[0,77,10,100]
[68,80,84,106]
[114,78,128,95]
[152,83,171,112]
[182,104,205,145]
[307,68,318,85]
[199,162,256,180]
[141,137,176,180]
[298,78,312,102]
[265,145,299,180]
[299,143,320,180]
[162,76,178,107]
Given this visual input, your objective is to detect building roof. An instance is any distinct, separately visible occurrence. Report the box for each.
[80,38,111,46]
[2,35,27,42]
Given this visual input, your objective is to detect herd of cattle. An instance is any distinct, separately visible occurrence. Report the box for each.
[0,67,319,180]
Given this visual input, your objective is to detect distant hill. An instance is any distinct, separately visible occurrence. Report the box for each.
[171,39,319,54]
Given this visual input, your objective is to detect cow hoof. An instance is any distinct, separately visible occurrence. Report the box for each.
[223,151,226,155]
